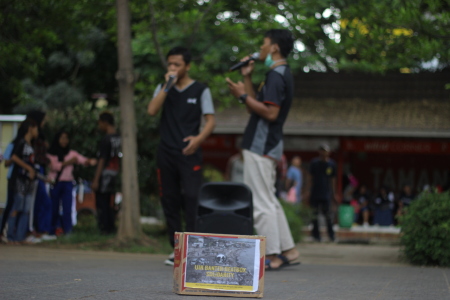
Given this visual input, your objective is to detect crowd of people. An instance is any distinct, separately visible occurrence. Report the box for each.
[0,111,121,244]
[225,142,442,242]
[349,183,418,227]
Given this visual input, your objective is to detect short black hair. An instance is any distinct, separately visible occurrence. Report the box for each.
[26,110,46,127]
[13,119,37,146]
[99,111,115,125]
[264,29,294,58]
[166,46,192,64]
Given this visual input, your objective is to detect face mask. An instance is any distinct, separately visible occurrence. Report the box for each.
[264,53,275,68]
[264,52,286,68]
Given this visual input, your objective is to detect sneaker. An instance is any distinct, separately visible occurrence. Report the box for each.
[41,234,57,241]
[0,235,8,244]
[25,236,42,244]
[164,252,175,266]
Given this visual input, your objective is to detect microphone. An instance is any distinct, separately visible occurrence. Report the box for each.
[164,75,176,92]
[229,52,260,72]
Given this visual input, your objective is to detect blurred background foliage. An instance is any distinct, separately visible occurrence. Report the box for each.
[2,0,449,114]
[400,191,450,267]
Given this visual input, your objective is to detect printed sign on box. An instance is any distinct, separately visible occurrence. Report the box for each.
[173,232,266,298]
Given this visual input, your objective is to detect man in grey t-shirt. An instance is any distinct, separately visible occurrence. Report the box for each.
[226,29,300,271]
[148,47,215,265]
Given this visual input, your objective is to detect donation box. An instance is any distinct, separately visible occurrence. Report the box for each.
[173,232,266,298]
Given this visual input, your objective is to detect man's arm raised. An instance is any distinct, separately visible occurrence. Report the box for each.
[148,72,178,116]
[226,78,280,122]
[147,86,167,116]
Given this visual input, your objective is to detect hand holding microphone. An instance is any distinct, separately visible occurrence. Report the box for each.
[164,72,177,92]
[229,52,260,74]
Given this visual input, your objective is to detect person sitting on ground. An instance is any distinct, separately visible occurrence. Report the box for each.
[353,184,371,226]
[373,186,394,226]
[396,184,415,221]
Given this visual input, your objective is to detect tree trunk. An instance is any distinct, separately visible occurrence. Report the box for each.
[115,0,142,242]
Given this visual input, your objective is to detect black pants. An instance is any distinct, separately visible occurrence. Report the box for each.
[311,199,335,241]
[95,192,116,234]
[157,146,203,248]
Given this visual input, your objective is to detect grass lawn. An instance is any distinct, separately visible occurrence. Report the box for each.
[39,214,173,254]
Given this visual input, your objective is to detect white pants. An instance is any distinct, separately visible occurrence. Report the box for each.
[243,150,295,255]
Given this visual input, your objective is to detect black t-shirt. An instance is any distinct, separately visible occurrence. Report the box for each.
[11,139,36,192]
[374,193,393,210]
[158,81,212,152]
[400,193,415,207]
[309,157,336,200]
[98,133,121,171]
[241,65,293,161]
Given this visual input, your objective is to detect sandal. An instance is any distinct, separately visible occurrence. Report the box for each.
[277,254,301,268]
[265,259,280,271]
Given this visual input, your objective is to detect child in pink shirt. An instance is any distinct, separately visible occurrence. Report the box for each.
[47,131,96,235]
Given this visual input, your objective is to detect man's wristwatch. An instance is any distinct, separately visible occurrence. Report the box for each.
[239,94,248,104]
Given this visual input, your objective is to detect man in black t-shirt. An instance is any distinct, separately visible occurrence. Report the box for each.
[92,112,121,235]
[308,143,337,242]
[148,47,215,265]
[227,29,299,270]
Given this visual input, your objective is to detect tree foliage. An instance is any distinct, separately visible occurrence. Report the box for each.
[132,0,341,105]
[335,0,450,72]
[0,0,117,113]
[3,0,449,114]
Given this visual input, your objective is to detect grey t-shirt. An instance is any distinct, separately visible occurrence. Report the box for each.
[153,81,215,115]
[241,65,293,161]
[153,81,215,151]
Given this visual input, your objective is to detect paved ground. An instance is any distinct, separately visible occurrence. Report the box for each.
[1,243,450,300]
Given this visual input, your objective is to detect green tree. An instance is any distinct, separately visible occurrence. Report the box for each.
[0,0,117,113]
[335,0,450,72]
[132,0,340,105]
[4,0,450,115]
